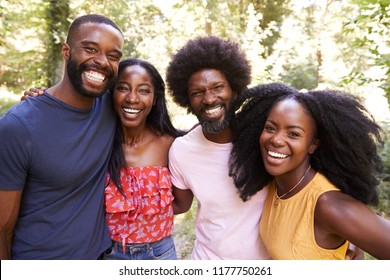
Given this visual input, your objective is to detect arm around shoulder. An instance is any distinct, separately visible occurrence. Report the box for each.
[21,86,46,101]
[172,186,194,215]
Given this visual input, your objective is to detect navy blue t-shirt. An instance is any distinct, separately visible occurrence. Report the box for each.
[0,92,115,259]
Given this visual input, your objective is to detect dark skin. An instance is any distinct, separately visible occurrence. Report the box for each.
[22,92,365,260]
[0,190,22,259]
[22,86,45,100]
[22,82,365,260]
[170,69,236,216]
[315,191,390,259]
[1,21,123,260]
[113,65,175,169]
[261,99,389,259]
[51,24,123,109]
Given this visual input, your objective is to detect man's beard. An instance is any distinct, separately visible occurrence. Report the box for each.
[200,116,230,134]
[196,103,232,134]
[66,56,115,98]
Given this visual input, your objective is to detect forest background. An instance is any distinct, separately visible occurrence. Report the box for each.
[0,0,389,259]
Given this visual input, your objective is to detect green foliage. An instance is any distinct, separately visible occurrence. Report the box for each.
[377,128,390,217]
[342,0,390,101]
[0,50,47,94]
[261,2,331,90]
[0,0,389,259]
[43,0,71,86]
[0,100,16,116]
[377,180,390,217]
[0,0,48,92]
[281,63,319,90]
[1,0,389,98]
[366,129,390,260]
[0,90,19,116]
[252,0,293,56]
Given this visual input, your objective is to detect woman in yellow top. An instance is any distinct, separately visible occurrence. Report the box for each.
[229,83,390,259]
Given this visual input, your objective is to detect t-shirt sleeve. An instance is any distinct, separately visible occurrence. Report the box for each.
[0,114,31,190]
[168,140,189,190]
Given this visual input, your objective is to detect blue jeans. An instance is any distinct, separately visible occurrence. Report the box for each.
[102,236,177,260]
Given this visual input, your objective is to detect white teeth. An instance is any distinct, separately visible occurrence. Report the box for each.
[85,71,105,82]
[205,106,221,115]
[123,108,141,114]
[268,151,288,159]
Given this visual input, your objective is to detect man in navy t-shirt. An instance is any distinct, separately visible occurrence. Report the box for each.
[0,14,124,259]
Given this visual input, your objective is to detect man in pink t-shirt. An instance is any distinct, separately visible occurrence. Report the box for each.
[166,36,269,260]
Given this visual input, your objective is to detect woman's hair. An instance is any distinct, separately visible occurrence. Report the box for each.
[108,58,181,191]
[166,35,251,113]
[229,82,384,205]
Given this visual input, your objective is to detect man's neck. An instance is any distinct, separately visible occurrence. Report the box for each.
[47,83,95,109]
[202,126,233,144]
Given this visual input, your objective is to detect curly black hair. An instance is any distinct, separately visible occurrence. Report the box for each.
[229,83,384,205]
[108,58,181,192]
[166,36,251,113]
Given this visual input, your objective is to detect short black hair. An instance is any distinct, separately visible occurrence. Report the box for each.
[166,36,251,113]
[66,14,123,44]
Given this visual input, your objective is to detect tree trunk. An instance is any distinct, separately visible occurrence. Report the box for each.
[45,0,70,87]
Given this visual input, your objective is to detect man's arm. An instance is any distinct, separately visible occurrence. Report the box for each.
[0,190,22,259]
[172,186,194,215]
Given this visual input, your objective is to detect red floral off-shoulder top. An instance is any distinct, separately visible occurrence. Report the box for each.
[105,166,174,247]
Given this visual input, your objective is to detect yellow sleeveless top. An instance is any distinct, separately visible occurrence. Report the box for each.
[260,172,349,259]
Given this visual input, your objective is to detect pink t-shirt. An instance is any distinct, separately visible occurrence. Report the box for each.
[169,126,269,259]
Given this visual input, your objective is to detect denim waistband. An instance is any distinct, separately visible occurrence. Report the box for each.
[110,236,172,255]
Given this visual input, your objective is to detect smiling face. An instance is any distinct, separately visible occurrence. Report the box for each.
[64,22,123,98]
[187,69,236,134]
[113,65,156,129]
[260,98,319,178]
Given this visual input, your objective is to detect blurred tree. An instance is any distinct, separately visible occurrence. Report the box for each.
[342,0,390,101]
[251,0,293,57]
[44,0,70,86]
[1,0,389,106]
[378,130,390,218]
[0,0,47,93]
[263,0,384,92]
[264,1,321,90]
[242,3,274,86]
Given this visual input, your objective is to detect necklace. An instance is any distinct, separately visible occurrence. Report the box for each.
[274,165,311,207]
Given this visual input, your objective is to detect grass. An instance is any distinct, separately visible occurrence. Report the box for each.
[173,202,197,259]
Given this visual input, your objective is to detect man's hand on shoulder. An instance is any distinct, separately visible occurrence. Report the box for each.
[21,86,46,101]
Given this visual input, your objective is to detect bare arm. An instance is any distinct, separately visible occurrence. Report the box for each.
[171,186,194,215]
[315,191,390,260]
[0,190,22,259]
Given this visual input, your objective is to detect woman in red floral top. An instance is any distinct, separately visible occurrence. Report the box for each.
[103,58,182,260]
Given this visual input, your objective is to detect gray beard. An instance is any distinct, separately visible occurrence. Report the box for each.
[201,118,230,134]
